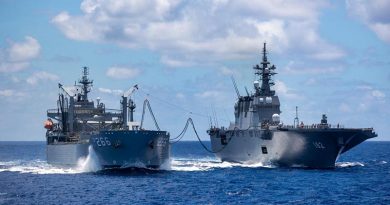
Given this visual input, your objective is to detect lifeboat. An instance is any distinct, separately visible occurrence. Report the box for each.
[44,119,53,130]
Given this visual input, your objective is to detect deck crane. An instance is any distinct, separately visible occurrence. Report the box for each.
[121,85,138,127]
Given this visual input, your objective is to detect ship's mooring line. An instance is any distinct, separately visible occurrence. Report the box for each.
[140,99,160,131]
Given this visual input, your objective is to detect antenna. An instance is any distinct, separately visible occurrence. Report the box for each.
[294,106,299,128]
[211,104,219,128]
[245,86,250,96]
[231,76,241,99]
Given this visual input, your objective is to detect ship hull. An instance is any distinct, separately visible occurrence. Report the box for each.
[209,128,376,169]
[47,142,89,166]
[46,131,170,169]
[91,130,170,169]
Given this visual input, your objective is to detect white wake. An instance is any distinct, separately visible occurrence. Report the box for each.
[335,162,365,168]
[0,146,102,174]
[165,157,275,172]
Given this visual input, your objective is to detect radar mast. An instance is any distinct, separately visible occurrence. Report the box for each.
[253,42,276,96]
[79,66,93,102]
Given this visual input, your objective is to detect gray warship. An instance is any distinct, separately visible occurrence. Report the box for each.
[44,67,170,169]
[208,43,377,169]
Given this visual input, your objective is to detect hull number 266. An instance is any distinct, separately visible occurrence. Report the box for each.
[94,137,111,147]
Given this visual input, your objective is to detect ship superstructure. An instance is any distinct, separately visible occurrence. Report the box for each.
[45,67,170,168]
[208,43,377,168]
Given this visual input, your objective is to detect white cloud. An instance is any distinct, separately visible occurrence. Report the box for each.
[106,66,141,79]
[372,90,385,98]
[52,0,344,64]
[11,76,21,83]
[305,78,317,86]
[8,36,41,62]
[195,90,227,99]
[98,87,124,95]
[356,85,386,99]
[0,36,41,72]
[219,67,237,76]
[0,89,14,97]
[343,84,388,112]
[160,55,192,68]
[346,0,390,43]
[26,71,59,85]
[283,61,344,75]
[0,89,25,97]
[274,80,301,99]
[176,92,185,100]
[339,102,352,113]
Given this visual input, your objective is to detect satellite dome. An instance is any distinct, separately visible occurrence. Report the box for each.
[254,80,259,88]
[272,114,280,122]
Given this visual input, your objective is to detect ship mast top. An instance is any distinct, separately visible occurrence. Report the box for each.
[253,42,276,96]
[79,66,93,102]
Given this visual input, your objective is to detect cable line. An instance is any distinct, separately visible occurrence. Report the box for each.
[140,99,160,131]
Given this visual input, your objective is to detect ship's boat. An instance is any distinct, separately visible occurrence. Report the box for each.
[208,43,377,169]
[45,67,170,169]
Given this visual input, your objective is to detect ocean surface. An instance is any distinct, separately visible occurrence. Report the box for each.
[0,141,389,204]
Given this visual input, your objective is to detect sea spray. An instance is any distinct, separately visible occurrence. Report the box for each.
[160,158,172,171]
[335,161,365,168]
[77,146,101,172]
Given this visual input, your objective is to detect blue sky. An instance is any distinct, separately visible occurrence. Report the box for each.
[0,0,389,141]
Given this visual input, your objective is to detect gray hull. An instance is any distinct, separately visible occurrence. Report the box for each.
[91,130,170,168]
[47,142,89,166]
[210,128,376,168]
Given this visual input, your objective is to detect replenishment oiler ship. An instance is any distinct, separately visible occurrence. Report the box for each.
[44,67,170,169]
[208,43,377,169]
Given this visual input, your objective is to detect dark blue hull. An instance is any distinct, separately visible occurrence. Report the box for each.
[91,130,170,168]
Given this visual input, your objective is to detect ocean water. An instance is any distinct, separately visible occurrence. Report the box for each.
[0,141,389,204]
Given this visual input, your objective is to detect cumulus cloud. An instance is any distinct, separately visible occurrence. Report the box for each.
[0,36,41,72]
[26,71,59,85]
[52,0,345,64]
[346,0,390,43]
[106,66,141,79]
